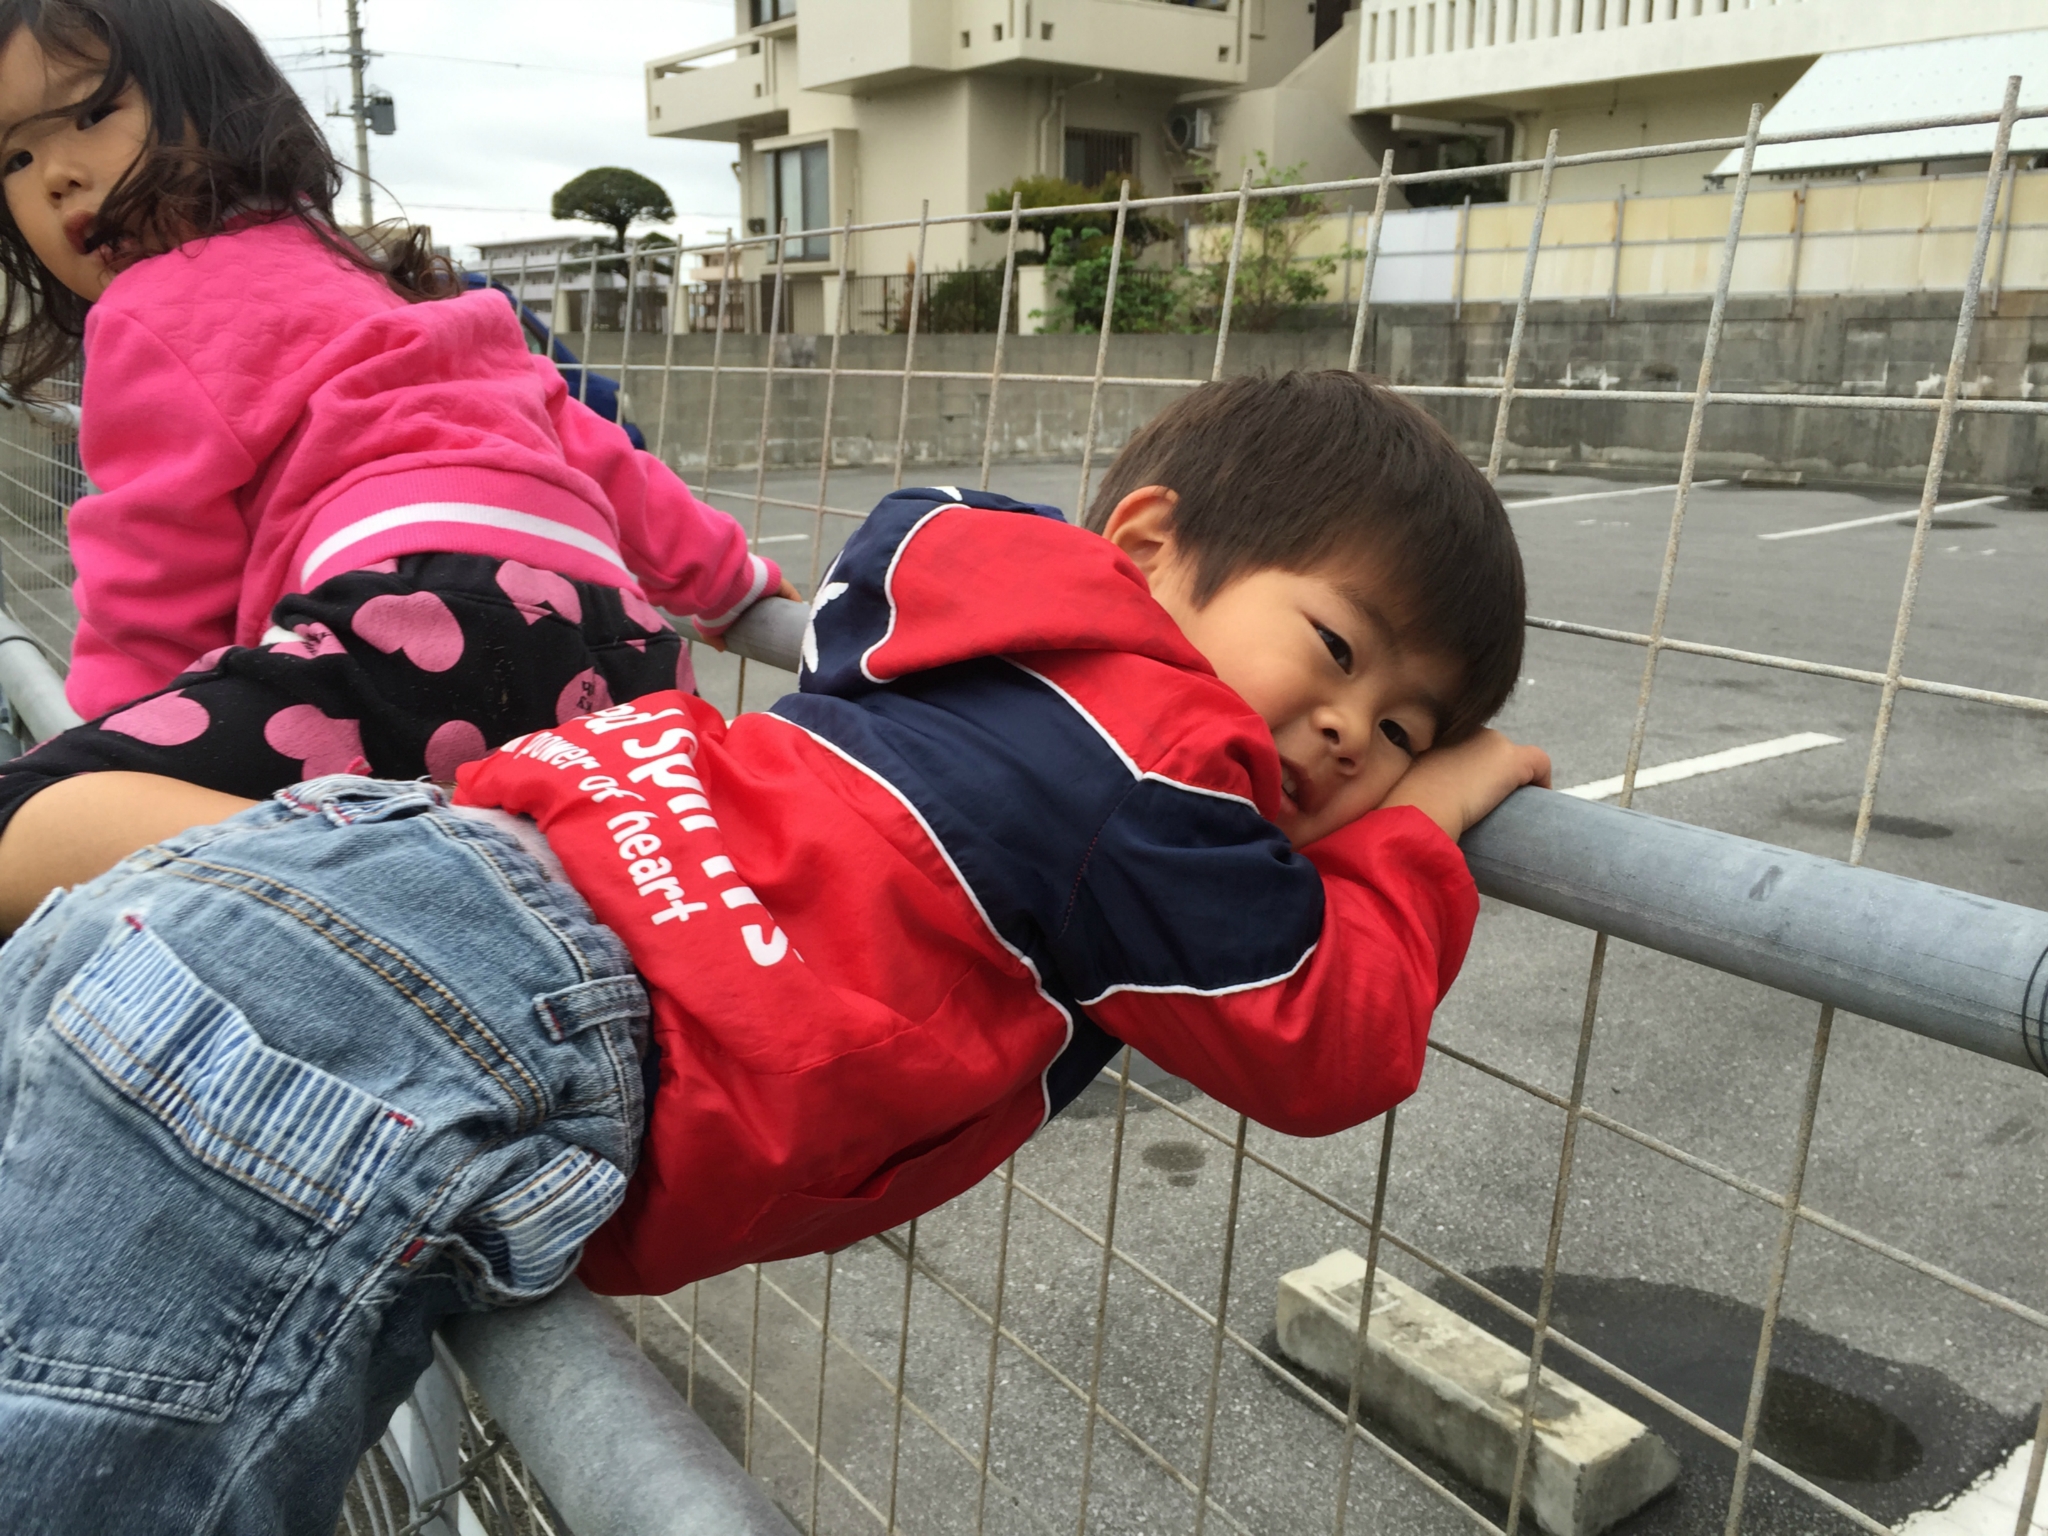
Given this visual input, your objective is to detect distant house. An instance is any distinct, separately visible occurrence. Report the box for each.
[470,235,676,334]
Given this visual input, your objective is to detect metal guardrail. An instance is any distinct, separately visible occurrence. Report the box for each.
[444,1281,799,1536]
[727,597,2048,1079]
[0,383,81,434]
[0,607,79,744]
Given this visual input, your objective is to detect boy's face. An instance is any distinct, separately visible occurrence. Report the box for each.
[1106,490,1461,847]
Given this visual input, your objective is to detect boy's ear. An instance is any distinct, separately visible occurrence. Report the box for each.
[1100,486,1181,580]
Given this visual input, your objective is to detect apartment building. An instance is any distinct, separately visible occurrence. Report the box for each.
[1349,0,2047,202]
[644,0,2043,328]
[644,0,1340,328]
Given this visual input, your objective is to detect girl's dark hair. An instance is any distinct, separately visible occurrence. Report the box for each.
[0,0,455,394]
[1086,370,1526,745]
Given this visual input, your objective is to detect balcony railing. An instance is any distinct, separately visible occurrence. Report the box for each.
[647,33,782,139]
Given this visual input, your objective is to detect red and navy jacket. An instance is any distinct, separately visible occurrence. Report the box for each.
[456,488,1479,1296]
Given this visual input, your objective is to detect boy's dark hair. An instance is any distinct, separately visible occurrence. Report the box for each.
[0,0,455,395]
[1086,370,1523,745]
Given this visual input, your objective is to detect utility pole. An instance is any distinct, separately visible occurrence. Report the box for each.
[343,0,371,227]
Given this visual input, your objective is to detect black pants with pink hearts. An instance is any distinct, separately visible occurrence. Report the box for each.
[0,553,688,837]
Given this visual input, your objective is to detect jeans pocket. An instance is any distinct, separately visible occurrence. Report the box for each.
[0,918,415,1421]
[456,1144,629,1303]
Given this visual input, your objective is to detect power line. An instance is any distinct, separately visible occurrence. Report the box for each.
[279,45,655,77]
[400,201,737,217]
[377,49,627,76]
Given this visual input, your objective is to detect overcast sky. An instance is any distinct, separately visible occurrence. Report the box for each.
[228,0,745,259]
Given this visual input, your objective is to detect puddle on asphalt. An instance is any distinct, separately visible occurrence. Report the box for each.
[1139,1140,1206,1187]
[1420,1269,2027,1533]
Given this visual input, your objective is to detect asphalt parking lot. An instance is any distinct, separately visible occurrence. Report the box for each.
[657,460,2048,1536]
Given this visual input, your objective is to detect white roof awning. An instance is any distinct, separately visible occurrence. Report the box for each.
[1710,29,2048,179]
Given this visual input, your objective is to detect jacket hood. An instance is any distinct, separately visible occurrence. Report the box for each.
[796,486,1213,696]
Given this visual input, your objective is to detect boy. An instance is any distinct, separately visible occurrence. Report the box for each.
[0,371,1546,1532]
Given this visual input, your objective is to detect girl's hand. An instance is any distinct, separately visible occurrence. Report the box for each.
[1377,728,1551,842]
[696,578,805,654]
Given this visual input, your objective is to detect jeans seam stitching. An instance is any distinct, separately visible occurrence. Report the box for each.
[49,989,389,1224]
[428,816,606,987]
[159,859,548,1124]
[322,1136,509,1332]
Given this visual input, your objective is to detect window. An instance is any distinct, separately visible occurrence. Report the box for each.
[749,0,795,24]
[1063,128,1137,192]
[771,142,830,262]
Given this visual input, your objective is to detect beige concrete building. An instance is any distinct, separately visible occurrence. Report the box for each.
[644,0,2044,327]
[1346,0,2047,202]
[644,0,1337,327]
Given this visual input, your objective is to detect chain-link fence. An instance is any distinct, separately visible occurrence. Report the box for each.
[3,76,2046,1536]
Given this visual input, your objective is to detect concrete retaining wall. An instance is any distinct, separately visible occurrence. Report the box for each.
[578,290,2048,496]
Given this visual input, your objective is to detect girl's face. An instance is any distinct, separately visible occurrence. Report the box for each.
[0,29,149,300]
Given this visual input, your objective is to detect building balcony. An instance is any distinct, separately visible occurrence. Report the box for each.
[1351,0,2044,116]
[797,0,1246,94]
[647,26,794,141]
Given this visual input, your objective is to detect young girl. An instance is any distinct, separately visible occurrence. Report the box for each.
[0,0,788,849]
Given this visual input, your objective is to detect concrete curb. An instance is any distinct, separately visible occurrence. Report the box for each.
[1275,1251,1679,1536]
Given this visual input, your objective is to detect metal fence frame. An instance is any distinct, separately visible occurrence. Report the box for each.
[2,79,2046,1536]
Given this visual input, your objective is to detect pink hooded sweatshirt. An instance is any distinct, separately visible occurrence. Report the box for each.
[66,217,776,720]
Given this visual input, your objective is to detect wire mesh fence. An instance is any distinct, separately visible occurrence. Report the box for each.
[3,77,2047,1536]
[0,368,82,672]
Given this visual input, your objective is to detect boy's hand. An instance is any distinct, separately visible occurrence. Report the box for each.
[1377,728,1551,842]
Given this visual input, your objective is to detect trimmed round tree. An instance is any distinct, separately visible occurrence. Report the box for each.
[551,168,676,251]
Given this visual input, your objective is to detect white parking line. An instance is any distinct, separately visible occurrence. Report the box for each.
[1758,494,2008,541]
[1896,1442,2048,1536]
[1505,479,1727,510]
[1561,732,1843,801]
[750,533,813,545]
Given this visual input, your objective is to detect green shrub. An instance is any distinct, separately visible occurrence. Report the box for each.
[1041,228,1186,334]
[1184,154,1350,333]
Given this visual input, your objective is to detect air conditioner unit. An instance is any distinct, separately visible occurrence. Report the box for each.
[1166,107,1216,154]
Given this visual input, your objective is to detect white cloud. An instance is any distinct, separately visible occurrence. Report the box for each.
[227,0,743,259]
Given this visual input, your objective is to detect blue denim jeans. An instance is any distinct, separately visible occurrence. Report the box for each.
[0,777,648,1536]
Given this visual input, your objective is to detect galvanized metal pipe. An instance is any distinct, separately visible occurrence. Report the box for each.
[727,596,2048,1076]
[442,1279,799,1536]
[0,610,75,742]
[14,598,2048,1086]
[1464,786,2048,1075]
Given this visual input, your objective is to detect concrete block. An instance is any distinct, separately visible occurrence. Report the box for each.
[1275,1250,1679,1536]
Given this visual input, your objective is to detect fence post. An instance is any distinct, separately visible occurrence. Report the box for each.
[1608,184,1626,319]
[1786,183,1806,316]
[1990,157,2018,315]
[1342,206,1358,320]
[1453,193,1472,321]
[578,245,598,404]
[1346,149,1395,374]
[1074,181,1132,516]
[1484,129,1559,483]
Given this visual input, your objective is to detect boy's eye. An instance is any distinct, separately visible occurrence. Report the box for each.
[1314,622,1353,673]
[0,150,27,176]
[80,101,116,128]
[1380,719,1413,754]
